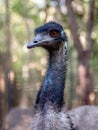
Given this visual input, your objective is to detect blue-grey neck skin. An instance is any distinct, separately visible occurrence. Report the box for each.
[35,42,67,111]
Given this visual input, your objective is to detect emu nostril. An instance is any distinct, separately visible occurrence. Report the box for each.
[34,41,38,43]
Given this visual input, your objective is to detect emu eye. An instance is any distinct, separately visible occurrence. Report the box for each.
[49,30,59,37]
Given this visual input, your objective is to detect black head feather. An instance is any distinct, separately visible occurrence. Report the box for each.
[34,22,64,34]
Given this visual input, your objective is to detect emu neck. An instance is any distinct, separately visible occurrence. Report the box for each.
[36,44,67,110]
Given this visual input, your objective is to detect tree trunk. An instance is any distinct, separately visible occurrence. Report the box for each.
[77,52,94,105]
[0,0,11,128]
[65,0,95,105]
[4,0,12,110]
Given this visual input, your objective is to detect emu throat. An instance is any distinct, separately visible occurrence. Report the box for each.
[35,44,67,110]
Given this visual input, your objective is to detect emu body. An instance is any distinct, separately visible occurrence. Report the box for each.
[2,107,33,130]
[27,22,98,130]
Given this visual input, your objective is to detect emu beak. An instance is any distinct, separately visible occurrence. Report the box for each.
[27,34,43,49]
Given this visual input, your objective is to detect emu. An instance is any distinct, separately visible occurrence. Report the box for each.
[3,22,98,130]
[27,22,98,130]
[2,107,32,130]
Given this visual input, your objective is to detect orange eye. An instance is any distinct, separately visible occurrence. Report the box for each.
[49,31,59,37]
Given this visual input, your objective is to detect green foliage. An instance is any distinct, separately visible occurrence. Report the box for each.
[12,23,25,43]
[12,0,29,18]
[12,0,40,21]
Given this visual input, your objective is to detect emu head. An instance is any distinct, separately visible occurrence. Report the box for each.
[27,22,67,50]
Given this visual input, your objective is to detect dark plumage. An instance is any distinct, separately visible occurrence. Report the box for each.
[27,22,98,130]
[35,22,63,34]
[28,22,67,111]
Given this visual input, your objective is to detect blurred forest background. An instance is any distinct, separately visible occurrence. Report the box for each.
[0,0,98,129]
